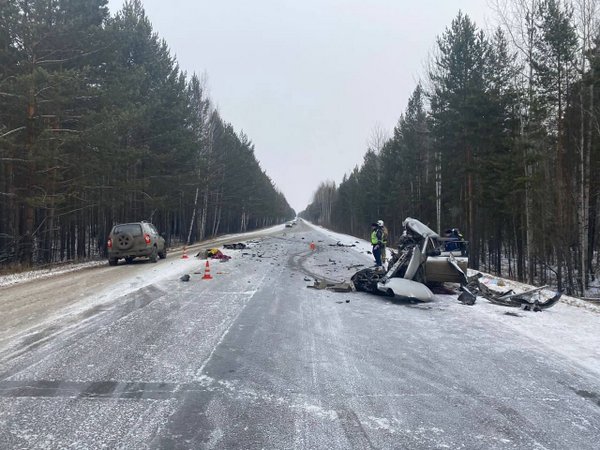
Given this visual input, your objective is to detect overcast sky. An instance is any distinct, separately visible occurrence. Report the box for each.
[107,0,492,212]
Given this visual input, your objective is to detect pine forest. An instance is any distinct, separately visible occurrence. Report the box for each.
[0,0,294,269]
[301,0,600,296]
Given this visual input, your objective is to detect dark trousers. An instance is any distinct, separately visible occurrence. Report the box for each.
[373,245,382,267]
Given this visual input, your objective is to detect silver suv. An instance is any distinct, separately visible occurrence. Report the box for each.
[107,222,166,266]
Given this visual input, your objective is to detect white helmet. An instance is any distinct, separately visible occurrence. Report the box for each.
[377,220,384,227]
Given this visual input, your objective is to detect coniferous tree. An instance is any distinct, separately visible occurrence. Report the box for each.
[429,12,490,267]
[0,0,293,268]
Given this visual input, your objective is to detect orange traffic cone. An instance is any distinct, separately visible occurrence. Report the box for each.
[309,242,316,251]
[181,245,189,259]
[202,260,213,280]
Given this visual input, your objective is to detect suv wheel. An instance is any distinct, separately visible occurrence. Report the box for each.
[158,246,167,259]
[149,247,158,263]
[108,257,118,266]
[117,233,134,250]
[125,257,134,264]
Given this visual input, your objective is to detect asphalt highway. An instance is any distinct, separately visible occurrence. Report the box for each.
[1,221,599,449]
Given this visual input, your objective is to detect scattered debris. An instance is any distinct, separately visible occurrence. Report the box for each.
[328,241,356,247]
[465,274,562,312]
[203,248,232,261]
[307,279,355,292]
[223,243,247,250]
[504,311,521,317]
[351,268,386,295]
[180,274,190,282]
[457,289,476,305]
[303,277,311,282]
[346,264,365,270]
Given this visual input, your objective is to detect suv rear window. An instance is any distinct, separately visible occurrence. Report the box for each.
[113,224,143,236]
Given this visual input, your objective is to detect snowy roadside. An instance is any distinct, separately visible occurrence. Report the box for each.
[305,221,600,377]
[0,261,106,288]
[0,223,286,289]
[469,271,600,377]
[302,220,391,260]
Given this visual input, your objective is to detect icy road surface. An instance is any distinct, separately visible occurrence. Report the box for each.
[1,221,599,449]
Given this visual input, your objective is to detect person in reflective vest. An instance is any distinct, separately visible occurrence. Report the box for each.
[377,219,388,264]
[371,222,385,269]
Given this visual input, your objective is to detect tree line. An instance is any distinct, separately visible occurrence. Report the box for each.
[0,0,294,268]
[301,0,600,296]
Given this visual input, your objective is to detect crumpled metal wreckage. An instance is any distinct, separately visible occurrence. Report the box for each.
[350,217,561,311]
[351,218,469,303]
[461,273,562,311]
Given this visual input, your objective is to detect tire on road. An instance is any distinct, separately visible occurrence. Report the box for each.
[158,246,167,259]
[149,246,158,263]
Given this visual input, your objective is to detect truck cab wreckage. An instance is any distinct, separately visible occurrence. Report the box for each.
[351,217,561,311]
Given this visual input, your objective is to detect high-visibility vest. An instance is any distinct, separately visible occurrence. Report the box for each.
[371,229,382,245]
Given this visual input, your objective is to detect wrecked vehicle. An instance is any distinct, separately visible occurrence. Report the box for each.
[464,274,562,311]
[352,217,470,302]
[351,217,562,310]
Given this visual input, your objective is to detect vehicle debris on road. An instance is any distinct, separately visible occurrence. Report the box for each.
[307,279,355,292]
[328,241,356,247]
[223,243,248,250]
[463,273,562,311]
[200,248,232,261]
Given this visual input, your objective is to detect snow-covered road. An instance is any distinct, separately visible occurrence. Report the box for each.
[1,221,599,449]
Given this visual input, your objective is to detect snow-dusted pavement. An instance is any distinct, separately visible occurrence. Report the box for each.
[1,221,599,449]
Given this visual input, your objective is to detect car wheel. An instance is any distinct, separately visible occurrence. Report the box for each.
[158,246,167,259]
[125,257,134,264]
[108,257,118,266]
[116,233,134,250]
[149,247,158,263]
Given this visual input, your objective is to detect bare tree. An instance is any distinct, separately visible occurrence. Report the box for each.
[367,123,390,154]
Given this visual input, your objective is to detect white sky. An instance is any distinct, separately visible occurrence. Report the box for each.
[106,0,492,212]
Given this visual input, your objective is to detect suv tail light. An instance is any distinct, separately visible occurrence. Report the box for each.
[107,238,112,249]
[144,234,151,244]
